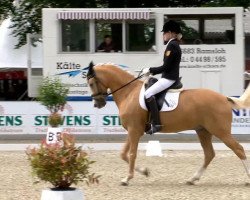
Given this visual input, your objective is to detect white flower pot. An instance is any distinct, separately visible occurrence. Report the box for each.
[41,188,84,200]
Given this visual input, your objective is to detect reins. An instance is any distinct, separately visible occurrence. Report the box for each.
[106,74,145,96]
[91,73,145,98]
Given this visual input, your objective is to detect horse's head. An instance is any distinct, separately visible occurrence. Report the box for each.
[87,62,107,108]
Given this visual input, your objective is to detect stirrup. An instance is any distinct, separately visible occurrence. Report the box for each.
[146,124,161,135]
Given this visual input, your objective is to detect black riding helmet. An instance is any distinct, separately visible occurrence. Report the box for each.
[162,20,181,34]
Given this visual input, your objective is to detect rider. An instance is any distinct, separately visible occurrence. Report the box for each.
[142,20,182,135]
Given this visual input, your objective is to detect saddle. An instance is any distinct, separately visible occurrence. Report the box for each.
[144,77,183,111]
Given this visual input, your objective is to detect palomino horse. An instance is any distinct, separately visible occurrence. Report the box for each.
[87,62,250,186]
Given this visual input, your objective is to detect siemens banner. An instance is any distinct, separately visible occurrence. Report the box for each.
[0,102,249,134]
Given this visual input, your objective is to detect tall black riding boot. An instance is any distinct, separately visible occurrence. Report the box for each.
[146,96,161,135]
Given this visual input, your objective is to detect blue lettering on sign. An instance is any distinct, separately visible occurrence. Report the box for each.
[232,109,250,117]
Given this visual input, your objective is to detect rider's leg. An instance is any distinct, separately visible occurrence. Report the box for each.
[145,78,175,98]
[144,78,175,134]
[145,96,161,134]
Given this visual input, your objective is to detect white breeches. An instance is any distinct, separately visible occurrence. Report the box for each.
[144,78,175,99]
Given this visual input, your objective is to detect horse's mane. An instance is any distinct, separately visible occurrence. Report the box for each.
[94,63,137,80]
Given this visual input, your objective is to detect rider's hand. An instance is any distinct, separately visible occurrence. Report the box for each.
[141,67,151,76]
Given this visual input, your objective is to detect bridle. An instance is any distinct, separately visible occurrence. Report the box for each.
[87,72,145,99]
[88,75,108,98]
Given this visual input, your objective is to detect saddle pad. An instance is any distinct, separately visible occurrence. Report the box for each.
[139,84,181,112]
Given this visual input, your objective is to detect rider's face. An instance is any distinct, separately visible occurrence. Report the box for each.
[163,31,171,43]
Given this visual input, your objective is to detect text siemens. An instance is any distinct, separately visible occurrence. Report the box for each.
[35,115,91,126]
[103,115,121,126]
[0,116,22,126]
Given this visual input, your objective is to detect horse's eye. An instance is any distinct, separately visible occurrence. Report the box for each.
[89,83,93,87]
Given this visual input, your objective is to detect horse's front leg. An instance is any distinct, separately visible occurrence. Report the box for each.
[120,137,149,179]
[121,130,143,186]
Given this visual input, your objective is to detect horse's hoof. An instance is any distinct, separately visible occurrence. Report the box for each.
[186,181,195,185]
[120,181,129,186]
[143,168,150,177]
[245,182,250,186]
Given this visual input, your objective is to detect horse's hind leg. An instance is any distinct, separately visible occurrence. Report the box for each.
[218,134,250,178]
[187,129,215,185]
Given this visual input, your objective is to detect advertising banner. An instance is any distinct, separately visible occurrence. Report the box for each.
[0,101,126,135]
[0,102,249,134]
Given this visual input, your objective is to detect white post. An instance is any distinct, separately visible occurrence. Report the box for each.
[146,140,163,157]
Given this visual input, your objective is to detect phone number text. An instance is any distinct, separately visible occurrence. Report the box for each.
[181,56,226,63]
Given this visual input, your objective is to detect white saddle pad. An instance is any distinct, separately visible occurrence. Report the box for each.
[139,84,181,112]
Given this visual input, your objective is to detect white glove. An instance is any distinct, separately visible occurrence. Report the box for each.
[142,67,151,76]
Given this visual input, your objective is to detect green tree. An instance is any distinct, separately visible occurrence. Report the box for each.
[0,0,14,20]
[9,0,99,48]
[204,0,250,8]
[2,0,250,48]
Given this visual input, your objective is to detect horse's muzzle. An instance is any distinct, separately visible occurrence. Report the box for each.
[93,98,106,109]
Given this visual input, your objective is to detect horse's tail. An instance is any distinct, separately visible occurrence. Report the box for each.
[228,84,250,109]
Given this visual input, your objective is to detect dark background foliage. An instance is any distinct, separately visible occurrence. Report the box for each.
[0,0,249,48]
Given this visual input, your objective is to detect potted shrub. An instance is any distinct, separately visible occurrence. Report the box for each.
[26,132,99,200]
[37,76,69,128]
[37,76,69,143]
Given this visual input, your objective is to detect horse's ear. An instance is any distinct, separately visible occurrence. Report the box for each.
[89,61,94,69]
[87,61,95,79]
